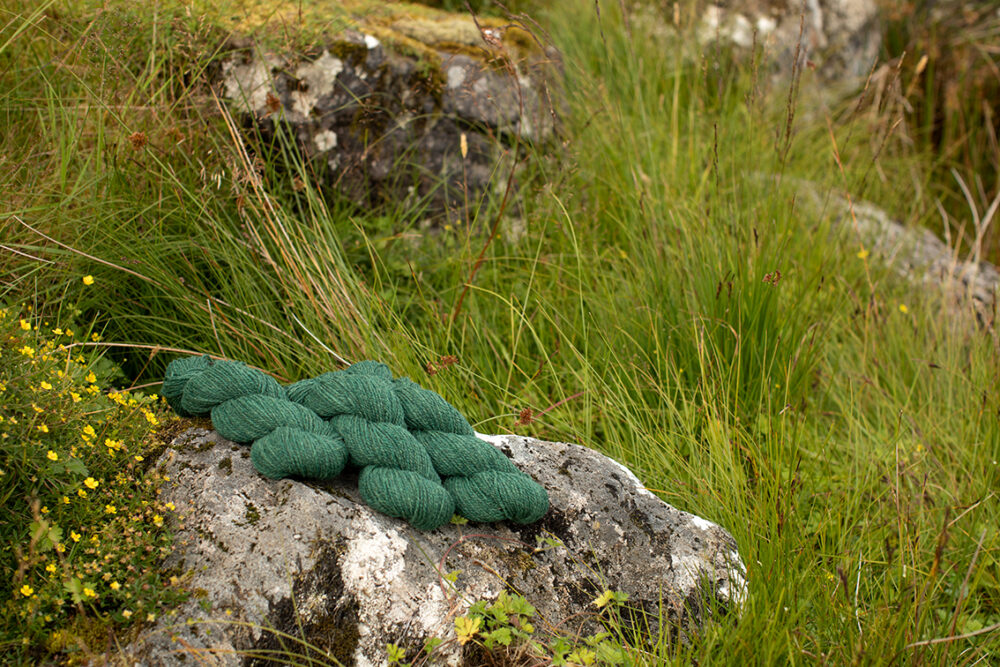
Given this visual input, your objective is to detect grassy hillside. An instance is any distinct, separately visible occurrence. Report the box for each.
[1,0,998,664]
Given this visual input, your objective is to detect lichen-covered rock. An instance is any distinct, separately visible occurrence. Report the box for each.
[218,7,561,217]
[696,0,880,85]
[125,429,744,666]
[796,183,999,327]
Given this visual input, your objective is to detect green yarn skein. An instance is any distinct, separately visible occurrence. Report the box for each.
[287,361,549,525]
[392,377,549,524]
[286,362,455,531]
[162,356,349,482]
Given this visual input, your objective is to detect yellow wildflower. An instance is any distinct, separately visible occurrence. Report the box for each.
[104,504,117,515]
[82,424,96,441]
[122,610,132,619]
[70,531,81,542]
[70,392,81,403]
[46,563,57,573]
[19,346,35,358]
[899,304,909,314]
[37,424,49,433]
[55,543,65,553]
[20,319,32,330]
[47,451,58,461]
[40,381,52,390]
[20,585,33,597]
[91,333,101,342]
[153,515,163,527]
[84,372,96,384]
[82,275,94,285]
[134,455,144,462]
[146,613,156,622]
[62,496,70,504]
[52,328,63,336]
[110,581,121,591]
[83,587,96,598]
[165,502,175,511]
[77,489,87,498]
[84,477,99,489]
[143,411,159,426]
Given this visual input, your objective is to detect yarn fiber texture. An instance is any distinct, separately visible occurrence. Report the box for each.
[163,356,549,531]
[163,356,349,483]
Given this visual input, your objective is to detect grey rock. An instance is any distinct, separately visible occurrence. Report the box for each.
[797,183,999,328]
[125,428,745,666]
[218,21,561,218]
[697,0,881,86]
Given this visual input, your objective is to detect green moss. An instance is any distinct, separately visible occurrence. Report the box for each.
[244,502,261,525]
[245,542,360,666]
[495,547,538,575]
[217,456,232,475]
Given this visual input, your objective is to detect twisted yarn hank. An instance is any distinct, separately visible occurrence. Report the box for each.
[287,361,549,526]
[162,356,349,482]
[163,356,549,530]
[287,361,455,530]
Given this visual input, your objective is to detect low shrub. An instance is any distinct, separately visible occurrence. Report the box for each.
[0,305,185,663]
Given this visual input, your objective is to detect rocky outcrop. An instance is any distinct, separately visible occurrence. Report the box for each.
[798,183,999,328]
[697,0,881,85]
[126,428,745,666]
[218,9,561,217]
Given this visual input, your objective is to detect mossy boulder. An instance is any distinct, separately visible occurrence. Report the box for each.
[215,1,563,216]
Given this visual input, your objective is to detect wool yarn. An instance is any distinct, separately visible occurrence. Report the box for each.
[286,362,454,530]
[391,377,550,524]
[162,356,349,482]
[163,355,549,530]
[287,362,549,525]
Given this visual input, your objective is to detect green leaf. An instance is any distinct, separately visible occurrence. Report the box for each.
[484,627,512,648]
[47,524,63,548]
[567,648,597,665]
[30,519,55,552]
[386,643,406,663]
[509,595,536,618]
[62,457,88,477]
[63,577,83,604]
[584,632,611,646]
[550,637,572,658]
[423,637,442,655]
[596,643,626,664]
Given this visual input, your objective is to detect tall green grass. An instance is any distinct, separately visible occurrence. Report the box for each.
[2,0,999,663]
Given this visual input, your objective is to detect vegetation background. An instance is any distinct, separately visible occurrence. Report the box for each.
[1,0,998,664]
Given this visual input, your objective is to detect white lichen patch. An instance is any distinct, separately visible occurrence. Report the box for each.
[690,515,716,532]
[669,551,705,596]
[364,33,380,50]
[222,56,278,114]
[291,50,344,117]
[342,514,455,665]
[314,130,338,152]
[722,549,749,608]
[447,65,467,89]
